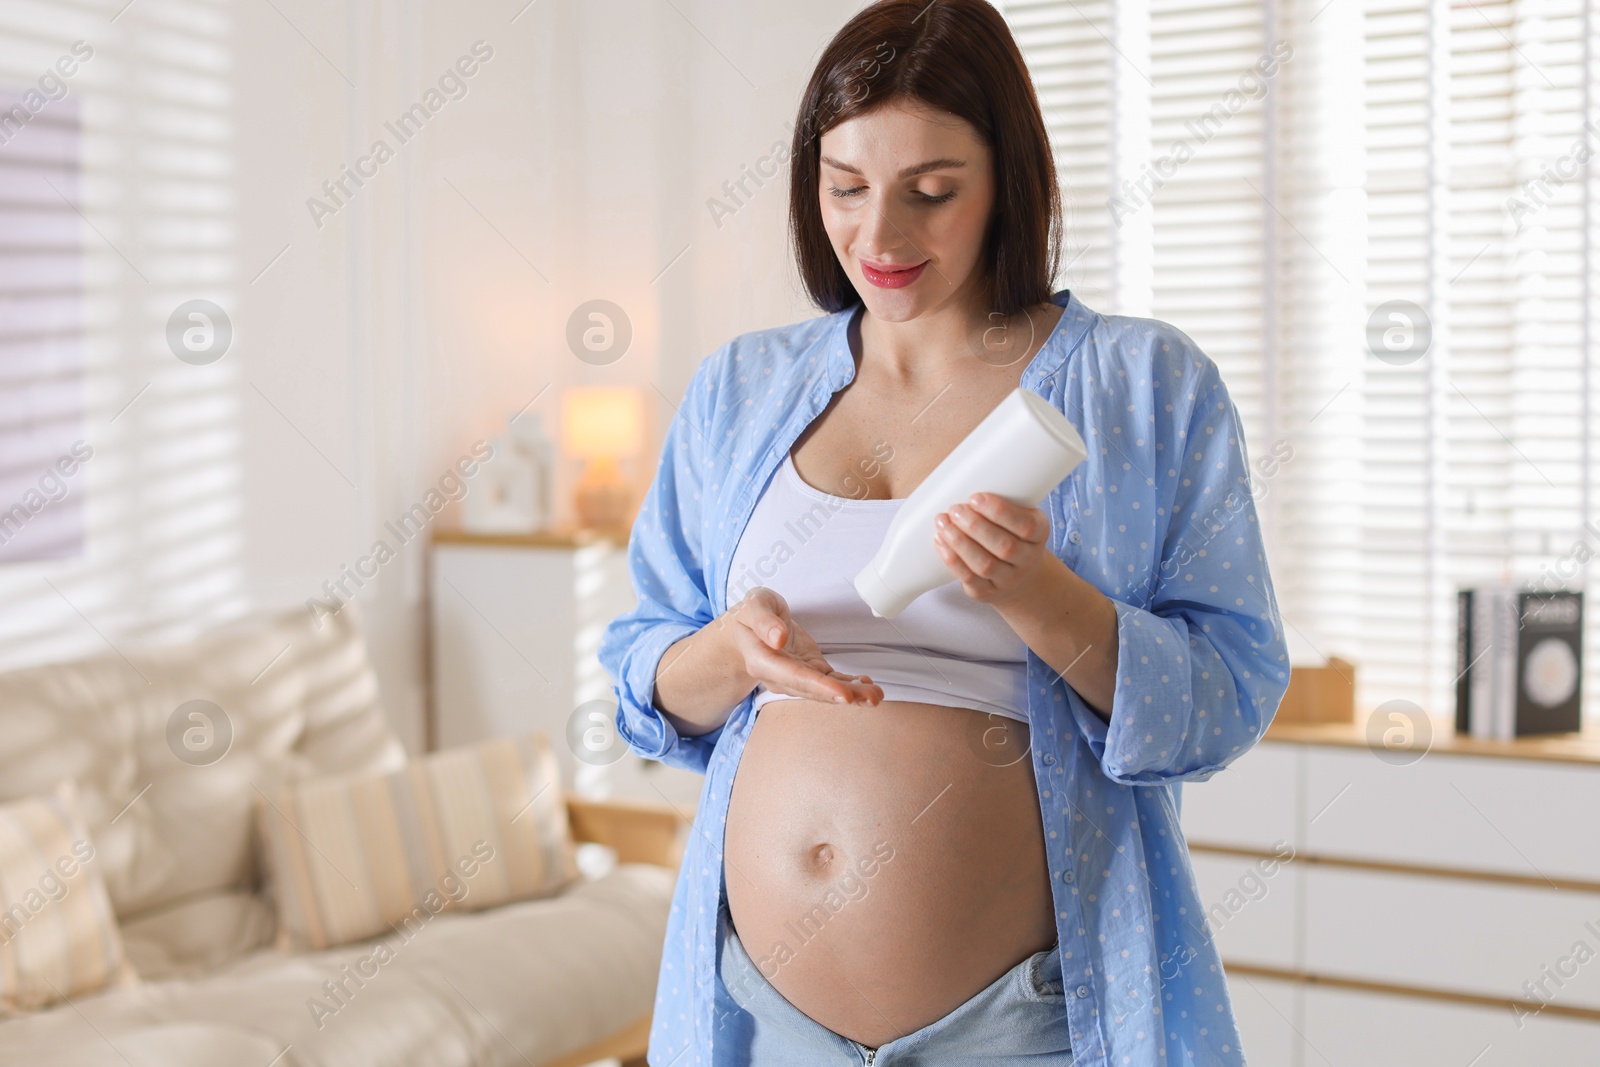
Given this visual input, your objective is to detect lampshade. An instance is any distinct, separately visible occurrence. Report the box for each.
[562,387,644,460]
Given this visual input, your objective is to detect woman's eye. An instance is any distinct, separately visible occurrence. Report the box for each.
[827,185,953,203]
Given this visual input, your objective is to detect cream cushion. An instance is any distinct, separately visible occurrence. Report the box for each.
[0,782,135,1013]
[257,731,580,951]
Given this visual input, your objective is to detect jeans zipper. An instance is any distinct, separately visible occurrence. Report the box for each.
[861,1048,877,1066]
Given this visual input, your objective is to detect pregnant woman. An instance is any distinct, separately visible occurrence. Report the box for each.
[598,2,1290,1065]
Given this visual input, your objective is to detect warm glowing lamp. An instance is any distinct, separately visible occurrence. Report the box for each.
[562,386,644,531]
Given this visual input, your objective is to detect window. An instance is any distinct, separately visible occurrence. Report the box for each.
[1004,0,1599,729]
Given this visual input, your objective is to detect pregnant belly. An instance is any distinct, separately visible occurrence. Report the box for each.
[722,697,1058,1048]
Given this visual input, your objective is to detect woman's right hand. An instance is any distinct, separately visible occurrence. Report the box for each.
[727,587,883,706]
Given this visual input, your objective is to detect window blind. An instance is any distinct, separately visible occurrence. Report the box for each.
[1003,0,1116,309]
[0,89,83,564]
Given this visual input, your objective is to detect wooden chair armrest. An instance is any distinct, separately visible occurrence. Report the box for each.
[565,795,690,868]
[539,1013,651,1067]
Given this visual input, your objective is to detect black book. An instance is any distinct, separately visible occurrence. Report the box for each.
[1454,589,1473,735]
[1457,585,1584,739]
[1514,590,1584,737]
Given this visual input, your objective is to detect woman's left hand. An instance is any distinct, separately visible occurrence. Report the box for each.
[933,493,1056,607]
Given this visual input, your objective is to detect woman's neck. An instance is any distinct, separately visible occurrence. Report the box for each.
[852,287,1057,390]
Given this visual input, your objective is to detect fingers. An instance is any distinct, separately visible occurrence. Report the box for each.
[966,493,1050,542]
[934,529,982,585]
[935,497,1050,578]
[936,508,1012,578]
[737,587,881,705]
[737,586,792,649]
[828,671,884,706]
[746,642,882,705]
[769,660,842,703]
[947,504,1011,563]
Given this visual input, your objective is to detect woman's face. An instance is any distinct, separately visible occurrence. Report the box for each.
[817,97,994,321]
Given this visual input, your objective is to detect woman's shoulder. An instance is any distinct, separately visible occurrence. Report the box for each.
[683,306,854,407]
[1070,304,1229,418]
[713,307,849,368]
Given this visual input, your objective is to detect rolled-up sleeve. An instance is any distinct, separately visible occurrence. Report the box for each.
[597,355,729,775]
[1066,368,1290,785]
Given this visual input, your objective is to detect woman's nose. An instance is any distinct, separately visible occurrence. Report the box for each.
[855,191,914,258]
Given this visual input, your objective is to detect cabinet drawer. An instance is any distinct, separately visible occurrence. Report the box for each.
[1303,865,1600,1012]
[1190,850,1300,971]
[1304,746,1600,882]
[1301,982,1600,1065]
[1180,739,1301,851]
[1225,972,1301,1066]
[1223,971,1600,1066]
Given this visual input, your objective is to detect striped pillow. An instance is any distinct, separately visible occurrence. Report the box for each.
[256,730,579,951]
[0,781,136,1014]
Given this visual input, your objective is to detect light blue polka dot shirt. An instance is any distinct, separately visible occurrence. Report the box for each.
[598,288,1291,1067]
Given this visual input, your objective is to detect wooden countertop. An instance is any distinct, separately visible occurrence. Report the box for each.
[432,527,629,549]
[1264,719,1600,767]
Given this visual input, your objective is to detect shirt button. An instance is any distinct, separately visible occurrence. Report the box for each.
[1043,753,1056,766]
[1076,985,1090,999]
[1062,870,1074,882]
[1069,530,1082,544]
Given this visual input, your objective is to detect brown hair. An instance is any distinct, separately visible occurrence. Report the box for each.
[788,0,1063,317]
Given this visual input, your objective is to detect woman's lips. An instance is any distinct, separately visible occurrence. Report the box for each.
[860,259,929,289]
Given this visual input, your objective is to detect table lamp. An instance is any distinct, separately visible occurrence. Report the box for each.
[562,386,644,531]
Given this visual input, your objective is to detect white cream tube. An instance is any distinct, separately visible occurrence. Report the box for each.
[852,388,1088,618]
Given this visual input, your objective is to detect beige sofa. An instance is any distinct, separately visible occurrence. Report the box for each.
[0,603,684,1067]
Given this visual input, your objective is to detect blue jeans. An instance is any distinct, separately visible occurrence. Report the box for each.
[712,903,1076,1066]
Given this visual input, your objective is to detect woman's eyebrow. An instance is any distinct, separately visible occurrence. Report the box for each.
[819,156,968,179]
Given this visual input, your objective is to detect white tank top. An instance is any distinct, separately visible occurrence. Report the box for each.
[726,450,1031,722]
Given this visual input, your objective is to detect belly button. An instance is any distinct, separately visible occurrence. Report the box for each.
[808,843,835,869]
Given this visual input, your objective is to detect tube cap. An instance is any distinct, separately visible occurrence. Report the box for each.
[853,563,914,619]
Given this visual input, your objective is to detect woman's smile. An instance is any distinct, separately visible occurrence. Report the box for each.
[860,258,929,288]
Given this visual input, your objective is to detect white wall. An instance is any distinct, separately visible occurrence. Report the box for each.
[0,0,864,752]
[411,0,864,487]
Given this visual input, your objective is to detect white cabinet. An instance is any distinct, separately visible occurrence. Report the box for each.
[1181,740,1302,850]
[1302,746,1600,882]
[1234,977,1600,1066]
[1189,851,1302,971]
[1181,724,1600,1065]
[1300,983,1600,1064]
[428,531,702,811]
[1225,974,1302,1066]
[1302,866,1600,1012]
